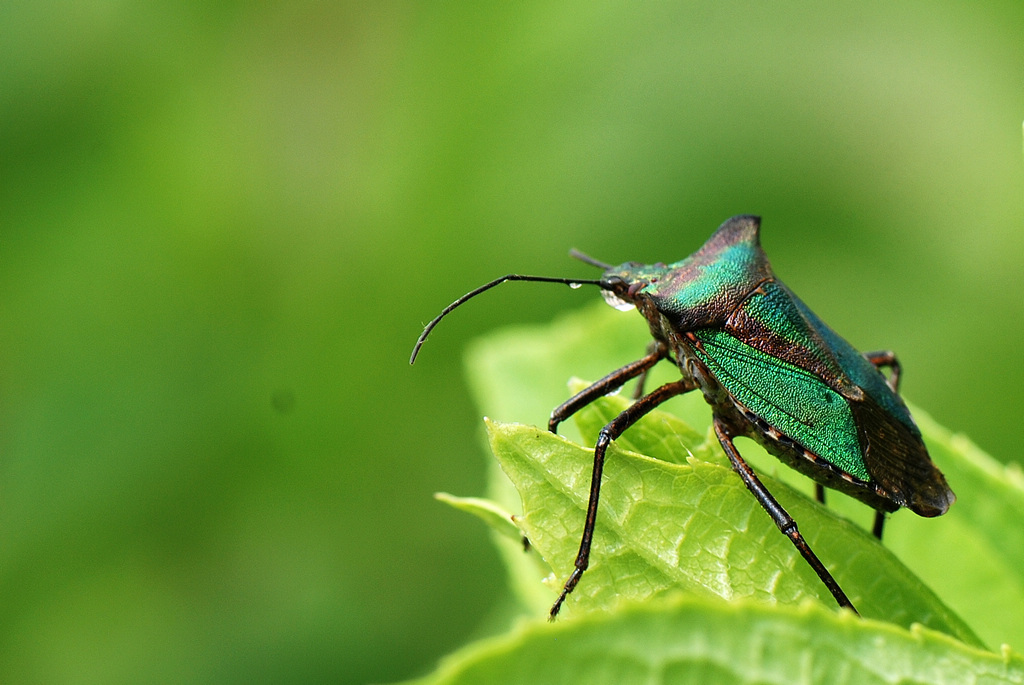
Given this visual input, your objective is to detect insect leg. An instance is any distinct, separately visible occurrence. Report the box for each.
[713,419,858,614]
[818,470,886,541]
[549,377,696,619]
[864,350,901,540]
[631,342,666,400]
[872,511,886,539]
[817,488,887,539]
[548,343,667,433]
[863,350,901,392]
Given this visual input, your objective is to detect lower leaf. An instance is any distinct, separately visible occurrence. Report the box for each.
[403,595,1023,685]
[485,420,978,646]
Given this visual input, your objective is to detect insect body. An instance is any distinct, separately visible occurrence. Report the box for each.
[412,215,954,616]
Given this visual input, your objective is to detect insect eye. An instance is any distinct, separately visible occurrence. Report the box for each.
[602,275,627,291]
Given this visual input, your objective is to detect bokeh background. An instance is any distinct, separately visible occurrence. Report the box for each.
[2,3,1022,683]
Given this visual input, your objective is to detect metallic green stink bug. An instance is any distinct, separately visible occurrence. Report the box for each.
[411,215,954,616]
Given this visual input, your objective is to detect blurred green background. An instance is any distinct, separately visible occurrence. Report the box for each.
[1,2,1022,683]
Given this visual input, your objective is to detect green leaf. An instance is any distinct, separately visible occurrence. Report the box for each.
[882,408,1024,650]
[434,492,555,616]
[437,301,1024,682]
[465,304,655,442]
[567,377,721,467]
[434,493,524,545]
[485,419,977,645]
[403,595,1024,685]
[465,302,1024,649]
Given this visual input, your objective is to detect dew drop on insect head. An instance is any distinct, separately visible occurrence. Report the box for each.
[601,290,635,312]
[569,282,582,289]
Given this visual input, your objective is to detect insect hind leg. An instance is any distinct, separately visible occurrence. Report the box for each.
[713,419,858,614]
[863,350,901,393]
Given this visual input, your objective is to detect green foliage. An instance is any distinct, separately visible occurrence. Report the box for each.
[405,597,1024,685]
[408,303,1024,683]
[4,3,1024,682]
[485,418,975,642]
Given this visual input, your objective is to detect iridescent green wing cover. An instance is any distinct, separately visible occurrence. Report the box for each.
[689,327,870,481]
[631,218,870,479]
[784,287,954,516]
[724,281,863,400]
[636,216,952,515]
[787,289,916,433]
[613,216,952,514]
[721,276,953,515]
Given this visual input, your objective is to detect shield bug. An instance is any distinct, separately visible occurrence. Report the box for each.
[411,215,954,616]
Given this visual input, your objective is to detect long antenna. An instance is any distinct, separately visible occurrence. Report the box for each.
[410,274,604,364]
[569,248,613,270]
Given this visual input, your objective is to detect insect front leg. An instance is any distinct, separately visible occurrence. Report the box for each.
[549,377,695,619]
[713,419,858,614]
[548,343,667,433]
[631,342,666,400]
